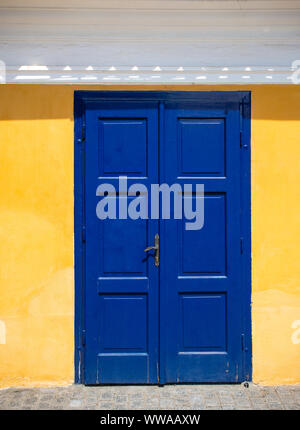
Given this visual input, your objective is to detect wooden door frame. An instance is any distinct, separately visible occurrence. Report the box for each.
[74,90,252,384]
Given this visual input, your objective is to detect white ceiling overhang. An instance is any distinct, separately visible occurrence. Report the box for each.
[1,0,300,84]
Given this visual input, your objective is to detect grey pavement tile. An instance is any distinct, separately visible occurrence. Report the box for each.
[128,400,147,409]
[98,402,115,409]
[114,403,128,410]
[100,391,114,400]
[266,403,283,410]
[115,395,128,403]
[283,403,300,410]
[221,405,236,410]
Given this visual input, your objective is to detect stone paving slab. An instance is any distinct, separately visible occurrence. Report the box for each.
[0,384,300,410]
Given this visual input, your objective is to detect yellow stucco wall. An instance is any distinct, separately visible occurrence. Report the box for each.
[0,84,299,387]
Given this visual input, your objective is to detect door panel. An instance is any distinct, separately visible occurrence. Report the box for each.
[99,118,148,176]
[180,293,227,351]
[161,102,243,382]
[178,118,225,176]
[85,102,159,384]
[180,194,226,275]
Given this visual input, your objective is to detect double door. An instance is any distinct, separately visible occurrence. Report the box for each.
[78,92,251,384]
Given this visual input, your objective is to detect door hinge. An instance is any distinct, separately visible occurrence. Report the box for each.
[82,225,86,243]
[77,119,86,144]
[82,329,86,347]
[240,102,248,149]
[77,117,86,144]
[239,103,243,148]
[82,117,86,141]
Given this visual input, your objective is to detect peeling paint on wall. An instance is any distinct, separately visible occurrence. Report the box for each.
[292,321,300,345]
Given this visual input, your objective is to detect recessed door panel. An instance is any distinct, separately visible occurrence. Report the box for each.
[99,295,148,352]
[178,118,225,176]
[180,293,227,351]
[180,194,226,275]
[99,118,148,176]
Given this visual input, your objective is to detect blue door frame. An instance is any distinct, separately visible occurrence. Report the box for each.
[74,91,252,384]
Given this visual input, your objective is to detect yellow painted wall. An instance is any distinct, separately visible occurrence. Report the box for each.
[0,84,299,387]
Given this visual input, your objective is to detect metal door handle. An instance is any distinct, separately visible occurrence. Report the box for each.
[144,246,156,252]
[144,234,159,267]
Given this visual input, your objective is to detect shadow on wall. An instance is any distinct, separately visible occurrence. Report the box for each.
[0,84,300,120]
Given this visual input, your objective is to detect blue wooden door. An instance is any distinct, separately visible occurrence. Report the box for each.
[79,92,251,384]
[84,102,159,384]
[160,101,245,383]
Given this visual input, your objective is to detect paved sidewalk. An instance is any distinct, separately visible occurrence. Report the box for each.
[0,384,300,410]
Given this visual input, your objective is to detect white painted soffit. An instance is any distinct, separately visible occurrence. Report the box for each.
[7,66,298,84]
[1,1,300,84]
